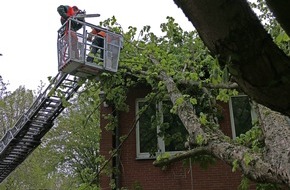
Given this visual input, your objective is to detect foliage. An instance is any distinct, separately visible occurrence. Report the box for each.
[156,152,171,162]
[249,0,290,55]
[0,78,104,188]
[95,3,290,187]
[44,81,103,187]
[232,159,239,172]
[0,86,34,135]
[235,126,264,152]
[0,145,73,190]
[96,14,259,188]
[0,84,68,189]
[256,183,281,190]
[0,76,9,98]
[238,176,250,190]
[99,16,231,131]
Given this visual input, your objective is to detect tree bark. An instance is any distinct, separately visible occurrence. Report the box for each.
[172,0,290,117]
[265,0,290,37]
[258,105,290,186]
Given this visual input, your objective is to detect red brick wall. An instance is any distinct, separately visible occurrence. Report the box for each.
[100,87,255,190]
[218,101,233,137]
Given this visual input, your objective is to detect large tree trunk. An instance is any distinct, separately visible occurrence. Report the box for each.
[172,0,290,117]
[258,105,290,185]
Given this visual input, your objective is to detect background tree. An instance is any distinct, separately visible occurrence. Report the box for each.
[0,85,34,135]
[44,81,103,188]
[0,83,59,189]
[0,79,103,189]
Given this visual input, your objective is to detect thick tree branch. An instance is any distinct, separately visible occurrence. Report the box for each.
[153,128,287,185]
[208,140,286,185]
[180,80,239,89]
[149,55,207,143]
[120,65,239,90]
[173,0,290,117]
[265,0,290,37]
[257,105,290,184]
[153,146,210,167]
[151,54,290,186]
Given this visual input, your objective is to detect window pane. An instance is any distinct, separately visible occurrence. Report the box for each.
[161,101,188,152]
[231,96,252,137]
[138,102,158,154]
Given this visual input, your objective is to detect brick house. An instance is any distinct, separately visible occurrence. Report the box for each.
[99,85,256,190]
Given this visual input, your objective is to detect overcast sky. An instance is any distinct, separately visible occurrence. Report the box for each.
[0,0,194,92]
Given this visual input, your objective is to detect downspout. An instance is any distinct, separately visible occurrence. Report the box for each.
[99,90,121,189]
[112,106,121,189]
[115,110,121,189]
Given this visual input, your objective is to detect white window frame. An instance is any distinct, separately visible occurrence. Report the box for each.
[136,99,184,159]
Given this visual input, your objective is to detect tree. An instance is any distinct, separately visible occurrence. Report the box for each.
[164,0,290,187]
[43,81,103,189]
[0,86,34,135]
[0,146,66,190]
[0,85,60,189]
[96,7,290,188]
[172,0,290,116]
[0,78,103,189]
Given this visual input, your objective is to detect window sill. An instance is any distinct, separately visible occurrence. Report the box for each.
[135,157,156,160]
[135,151,185,160]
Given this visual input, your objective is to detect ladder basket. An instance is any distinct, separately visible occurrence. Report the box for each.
[57,16,123,77]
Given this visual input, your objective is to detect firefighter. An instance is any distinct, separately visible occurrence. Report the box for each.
[86,28,106,63]
[57,5,83,59]
[57,5,83,31]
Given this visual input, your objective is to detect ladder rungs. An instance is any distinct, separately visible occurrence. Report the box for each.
[0,72,81,182]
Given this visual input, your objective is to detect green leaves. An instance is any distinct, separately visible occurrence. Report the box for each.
[0,86,34,135]
[190,97,197,105]
[156,152,171,161]
[232,159,239,172]
[199,112,208,125]
[235,126,263,152]
[243,153,253,166]
[216,89,238,102]
[275,31,290,44]
[238,176,250,190]
[196,134,204,145]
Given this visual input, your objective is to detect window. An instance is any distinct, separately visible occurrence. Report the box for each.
[229,95,256,138]
[136,99,188,159]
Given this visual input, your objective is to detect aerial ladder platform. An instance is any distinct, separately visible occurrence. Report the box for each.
[0,13,123,182]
